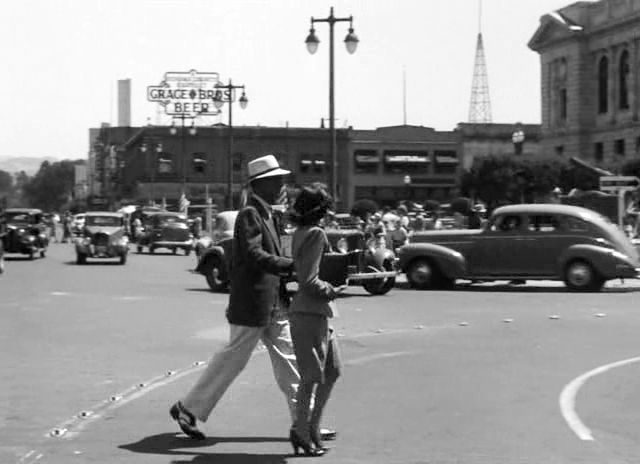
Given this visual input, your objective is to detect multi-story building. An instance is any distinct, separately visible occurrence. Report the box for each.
[89,124,349,210]
[349,125,461,205]
[89,121,544,211]
[90,123,467,210]
[529,0,640,166]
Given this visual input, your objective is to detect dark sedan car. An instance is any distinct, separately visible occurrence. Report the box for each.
[398,204,640,292]
[136,212,193,255]
[0,208,49,259]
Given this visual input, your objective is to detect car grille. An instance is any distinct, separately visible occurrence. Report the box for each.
[161,228,188,242]
[93,233,110,247]
[7,229,20,249]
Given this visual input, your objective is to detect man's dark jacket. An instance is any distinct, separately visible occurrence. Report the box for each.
[226,194,293,327]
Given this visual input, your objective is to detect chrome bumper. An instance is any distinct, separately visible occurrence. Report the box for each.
[347,270,398,281]
[152,240,192,247]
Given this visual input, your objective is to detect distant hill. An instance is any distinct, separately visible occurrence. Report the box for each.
[0,156,60,176]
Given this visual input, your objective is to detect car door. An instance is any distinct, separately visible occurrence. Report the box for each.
[519,214,566,276]
[467,213,528,276]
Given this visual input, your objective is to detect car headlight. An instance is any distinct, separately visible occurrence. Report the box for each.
[336,238,349,254]
[82,238,92,246]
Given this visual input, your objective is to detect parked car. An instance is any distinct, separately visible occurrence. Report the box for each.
[75,211,129,264]
[398,204,640,292]
[193,210,238,258]
[136,212,193,255]
[0,208,49,259]
[194,212,397,295]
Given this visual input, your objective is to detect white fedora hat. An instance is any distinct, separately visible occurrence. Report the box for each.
[248,154,290,181]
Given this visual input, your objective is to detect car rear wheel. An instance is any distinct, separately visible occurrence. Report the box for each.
[149,246,155,254]
[172,248,177,255]
[205,257,227,292]
[137,245,143,254]
[563,260,604,292]
[407,258,454,290]
[76,253,87,265]
[362,260,395,295]
[119,253,127,265]
[40,249,46,258]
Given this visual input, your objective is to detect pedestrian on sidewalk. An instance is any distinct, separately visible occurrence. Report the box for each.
[169,154,336,445]
[288,183,345,457]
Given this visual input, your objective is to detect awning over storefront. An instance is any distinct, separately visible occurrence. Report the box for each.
[435,156,459,164]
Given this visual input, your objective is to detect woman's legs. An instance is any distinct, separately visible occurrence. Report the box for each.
[294,380,315,442]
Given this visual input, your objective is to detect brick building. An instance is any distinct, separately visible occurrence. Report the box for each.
[529,0,640,166]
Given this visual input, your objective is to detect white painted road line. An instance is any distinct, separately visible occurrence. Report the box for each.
[559,356,640,441]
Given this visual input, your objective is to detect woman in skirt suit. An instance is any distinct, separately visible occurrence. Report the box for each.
[288,183,345,457]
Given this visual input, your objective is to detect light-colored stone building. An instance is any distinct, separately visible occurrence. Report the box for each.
[529,0,640,168]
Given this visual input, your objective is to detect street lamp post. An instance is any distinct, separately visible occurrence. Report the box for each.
[213,79,248,210]
[140,141,163,205]
[169,115,198,193]
[305,7,359,205]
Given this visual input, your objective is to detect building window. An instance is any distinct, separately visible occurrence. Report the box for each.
[157,153,175,174]
[555,59,568,123]
[619,50,630,110]
[614,139,625,156]
[192,152,207,174]
[594,142,604,162]
[300,158,312,173]
[598,56,609,114]
[313,156,326,173]
[555,145,564,156]
[353,150,379,174]
[383,150,430,174]
[559,88,567,120]
[433,150,459,175]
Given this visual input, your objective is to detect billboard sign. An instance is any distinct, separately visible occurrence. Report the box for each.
[147,70,221,116]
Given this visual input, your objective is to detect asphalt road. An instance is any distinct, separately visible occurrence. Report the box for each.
[2,242,640,463]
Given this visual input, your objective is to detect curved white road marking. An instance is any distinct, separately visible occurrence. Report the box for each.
[559,356,640,441]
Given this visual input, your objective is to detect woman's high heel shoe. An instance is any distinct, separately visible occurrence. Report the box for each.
[289,429,325,457]
[310,428,329,451]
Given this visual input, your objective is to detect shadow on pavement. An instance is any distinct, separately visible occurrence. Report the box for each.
[119,433,289,463]
[394,280,639,293]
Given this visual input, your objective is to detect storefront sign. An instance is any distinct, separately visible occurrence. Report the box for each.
[147,70,221,116]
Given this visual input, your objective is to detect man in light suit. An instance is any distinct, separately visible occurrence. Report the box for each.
[170,154,335,442]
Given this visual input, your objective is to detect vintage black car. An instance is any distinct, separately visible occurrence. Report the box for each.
[75,212,129,264]
[194,212,397,295]
[398,204,640,292]
[0,208,49,259]
[136,212,194,255]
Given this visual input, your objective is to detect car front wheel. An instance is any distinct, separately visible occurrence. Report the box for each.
[362,260,395,295]
[120,253,127,265]
[205,258,227,292]
[563,260,604,292]
[76,253,87,265]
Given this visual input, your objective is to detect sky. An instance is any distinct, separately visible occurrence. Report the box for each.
[1,0,579,160]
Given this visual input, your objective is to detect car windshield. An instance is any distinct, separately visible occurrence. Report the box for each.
[5,212,33,223]
[85,216,121,227]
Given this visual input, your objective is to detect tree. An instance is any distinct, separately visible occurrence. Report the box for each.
[0,169,13,194]
[461,155,577,208]
[22,160,85,211]
[350,198,379,219]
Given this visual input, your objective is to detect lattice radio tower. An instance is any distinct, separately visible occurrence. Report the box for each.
[468,0,492,123]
